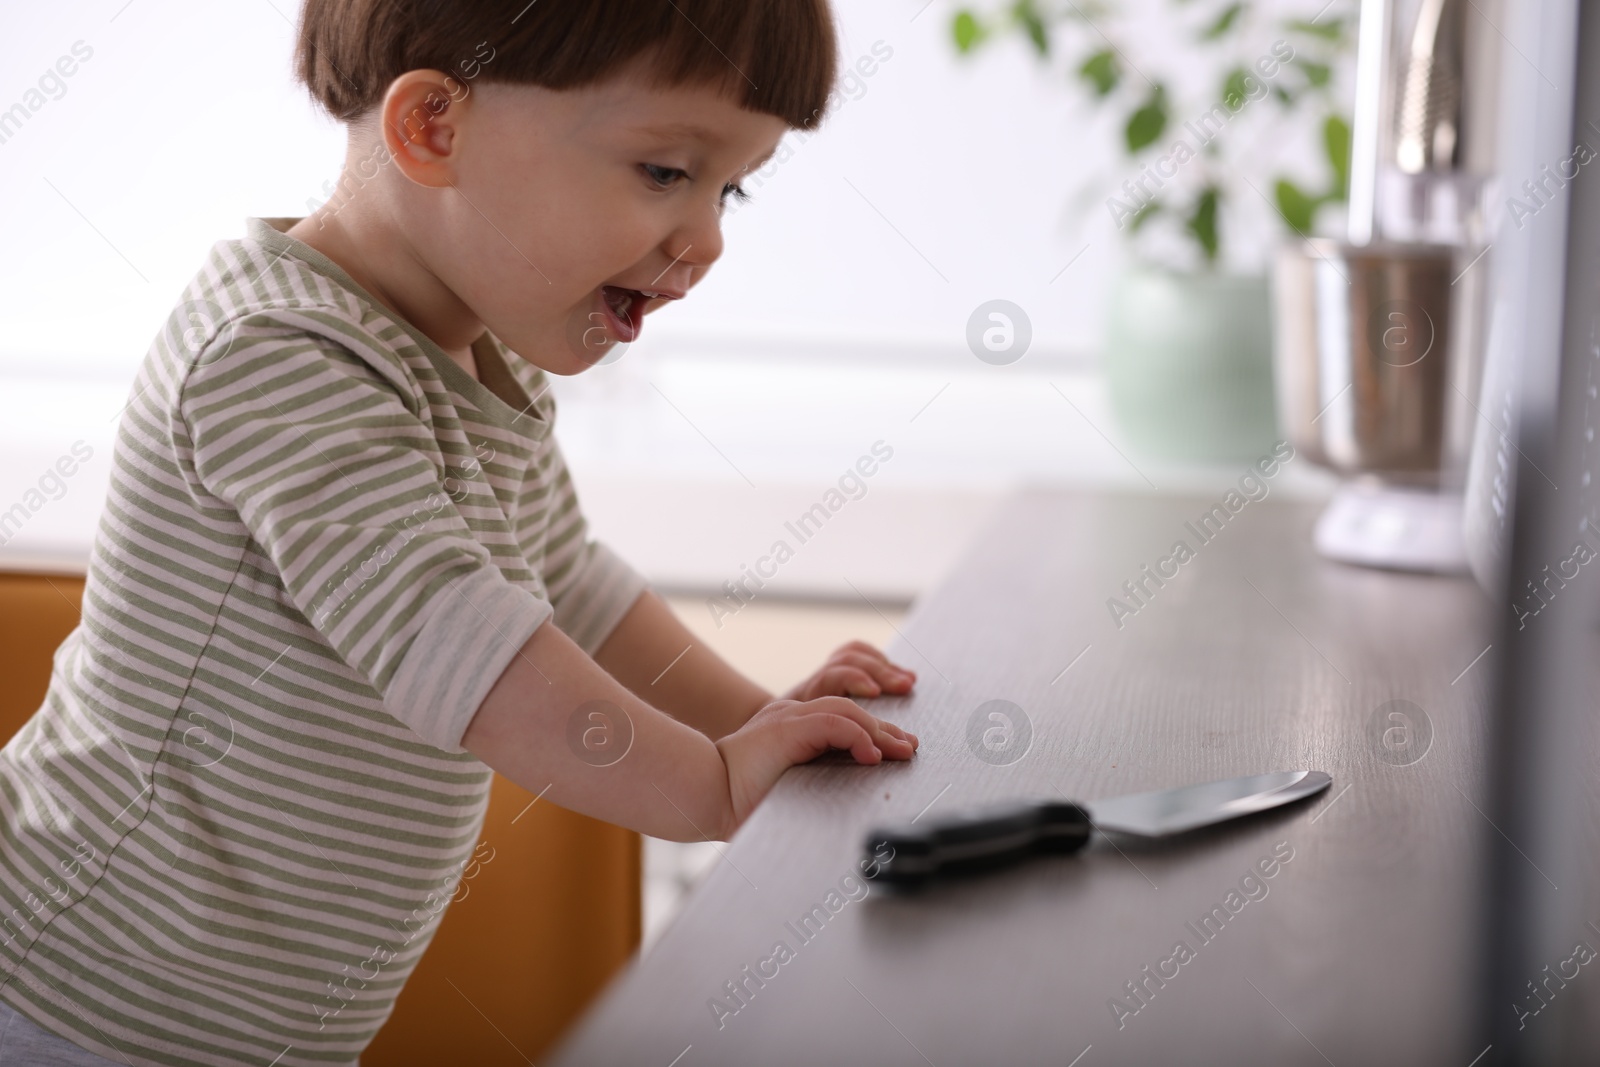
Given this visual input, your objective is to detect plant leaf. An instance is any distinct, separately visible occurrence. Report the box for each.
[1065,0,1115,19]
[1298,59,1332,88]
[1202,2,1246,39]
[1130,201,1162,232]
[1125,84,1168,153]
[1186,187,1221,263]
[1324,113,1352,200]
[1014,0,1050,56]
[953,10,984,53]
[1078,49,1120,96]
[1287,17,1343,41]
[1222,67,1252,109]
[1275,179,1318,235]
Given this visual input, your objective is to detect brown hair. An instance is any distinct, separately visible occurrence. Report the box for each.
[294,0,838,132]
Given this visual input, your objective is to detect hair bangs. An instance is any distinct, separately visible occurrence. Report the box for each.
[296,0,838,131]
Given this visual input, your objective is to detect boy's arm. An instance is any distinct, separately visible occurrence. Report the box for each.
[591,590,921,740]
[459,617,917,841]
[591,589,772,741]
[175,327,914,839]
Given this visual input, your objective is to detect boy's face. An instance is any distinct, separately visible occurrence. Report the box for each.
[402,58,789,375]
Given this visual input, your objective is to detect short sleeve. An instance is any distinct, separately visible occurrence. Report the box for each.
[538,437,651,656]
[546,535,650,657]
[178,320,553,752]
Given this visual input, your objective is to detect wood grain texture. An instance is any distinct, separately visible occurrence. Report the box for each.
[549,488,1588,1067]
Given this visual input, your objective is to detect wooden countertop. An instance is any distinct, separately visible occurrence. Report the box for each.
[550,487,1506,1066]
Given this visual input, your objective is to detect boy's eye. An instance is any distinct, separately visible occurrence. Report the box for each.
[641,163,687,188]
[640,163,752,206]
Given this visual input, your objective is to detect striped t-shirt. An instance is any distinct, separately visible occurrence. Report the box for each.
[0,216,649,1064]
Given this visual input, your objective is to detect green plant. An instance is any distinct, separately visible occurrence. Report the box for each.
[950,0,1355,267]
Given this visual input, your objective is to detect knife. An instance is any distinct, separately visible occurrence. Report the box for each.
[863,770,1332,887]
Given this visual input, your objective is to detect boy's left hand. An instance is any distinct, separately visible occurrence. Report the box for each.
[783,640,918,703]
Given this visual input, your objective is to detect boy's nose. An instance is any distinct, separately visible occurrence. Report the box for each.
[655,232,719,294]
[670,209,725,275]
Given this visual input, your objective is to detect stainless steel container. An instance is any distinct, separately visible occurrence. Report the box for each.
[1272,0,1497,572]
[1272,238,1486,487]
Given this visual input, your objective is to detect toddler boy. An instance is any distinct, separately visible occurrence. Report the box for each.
[0,1,919,1062]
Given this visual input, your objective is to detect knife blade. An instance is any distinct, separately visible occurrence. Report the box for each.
[864,770,1331,887]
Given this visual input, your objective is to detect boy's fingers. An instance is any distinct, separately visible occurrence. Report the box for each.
[831,650,893,674]
[861,652,918,683]
[875,663,915,690]
[838,668,882,696]
[807,666,879,698]
[826,643,917,684]
[776,708,879,765]
[837,639,884,660]
[828,653,915,693]
[807,713,881,764]
[877,721,917,746]
[804,697,916,758]
[872,721,917,755]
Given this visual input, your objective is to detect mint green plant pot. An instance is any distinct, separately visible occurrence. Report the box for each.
[1105,266,1278,463]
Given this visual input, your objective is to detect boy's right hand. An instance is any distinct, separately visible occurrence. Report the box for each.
[713,696,918,837]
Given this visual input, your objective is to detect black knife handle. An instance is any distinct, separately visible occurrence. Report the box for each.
[864,800,1092,887]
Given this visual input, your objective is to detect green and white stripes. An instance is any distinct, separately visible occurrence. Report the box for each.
[0,217,647,1065]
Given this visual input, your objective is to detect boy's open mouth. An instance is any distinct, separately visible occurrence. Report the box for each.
[599,285,662,344]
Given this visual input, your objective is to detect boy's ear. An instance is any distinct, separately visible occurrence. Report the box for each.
[377,69,469,189]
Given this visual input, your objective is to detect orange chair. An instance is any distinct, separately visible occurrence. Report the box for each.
[0,570,637,1064]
